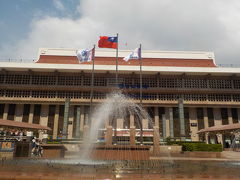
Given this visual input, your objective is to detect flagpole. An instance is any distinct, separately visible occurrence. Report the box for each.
[116,33,119,88]
[89,45,95,125]
[139,44,143,145]
[114,33,119,144]
[139,44,142,106]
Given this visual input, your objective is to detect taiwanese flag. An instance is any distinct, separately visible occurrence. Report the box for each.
[98,36,118,49]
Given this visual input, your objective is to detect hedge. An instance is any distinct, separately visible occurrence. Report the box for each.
[165,139,222,152]
[166,141,203,146]
[181,143,222,152]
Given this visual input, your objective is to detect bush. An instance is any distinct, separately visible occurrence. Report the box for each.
[164,139,222,152]
[181,143,222,152]
[166,140,203,146]
[47,139,62,144]
[47,140,61,144]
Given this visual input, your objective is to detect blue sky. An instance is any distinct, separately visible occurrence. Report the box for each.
[0,0,80,49]
[1,0,240,64]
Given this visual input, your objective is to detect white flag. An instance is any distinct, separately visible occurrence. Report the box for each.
[123,47,141,62]
[76,48,94,62]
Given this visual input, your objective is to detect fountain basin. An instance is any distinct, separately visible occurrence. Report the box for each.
[88,145,151,160]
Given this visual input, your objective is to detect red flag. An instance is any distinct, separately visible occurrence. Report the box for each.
[98,36,118,49]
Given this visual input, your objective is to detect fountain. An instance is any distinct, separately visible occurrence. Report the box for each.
[2,92,240,179]
[78,91,161,167]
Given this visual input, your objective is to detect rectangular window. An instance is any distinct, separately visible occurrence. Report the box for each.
[184,108,190,138]
[58,105,64,136]
[0,104,4,119]
[173,107,180,137]
[231,108,239,123]
[221,108,228,125]
[7,104,16,120]
[207,108,214,127]
[197,108,204,130]
[22,104,30,123]
[33,104,41,124]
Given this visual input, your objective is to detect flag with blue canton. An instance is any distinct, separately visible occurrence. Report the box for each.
[98,36,118,49]
[108,37,118,43]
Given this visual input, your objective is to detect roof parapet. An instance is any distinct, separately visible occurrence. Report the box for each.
[38,48,215,60]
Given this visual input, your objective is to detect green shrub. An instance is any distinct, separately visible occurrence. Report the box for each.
[47,139,62,144]
[181,143,222,152]
[164,139,222,152]
[47,141,61,144]
[166,140,203,146]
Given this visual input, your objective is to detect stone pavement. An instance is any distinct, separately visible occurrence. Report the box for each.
[1,153,240,180]
[0,172,240,180]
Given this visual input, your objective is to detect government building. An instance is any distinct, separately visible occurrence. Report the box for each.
[1,48,240,145]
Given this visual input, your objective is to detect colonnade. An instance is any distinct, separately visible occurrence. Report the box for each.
[1,103,240,141]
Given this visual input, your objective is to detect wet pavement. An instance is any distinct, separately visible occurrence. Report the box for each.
[0,158,240,179]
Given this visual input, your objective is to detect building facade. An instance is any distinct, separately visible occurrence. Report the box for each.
[0,48,240,143]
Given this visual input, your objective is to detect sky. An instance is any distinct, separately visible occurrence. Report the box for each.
[0,0,240,64]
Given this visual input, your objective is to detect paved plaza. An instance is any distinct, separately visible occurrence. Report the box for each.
[1,155,240,180]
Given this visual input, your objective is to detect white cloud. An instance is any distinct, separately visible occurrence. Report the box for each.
[53,0,65,11]
[1,0,240,64]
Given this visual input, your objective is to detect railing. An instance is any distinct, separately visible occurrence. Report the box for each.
[1,59,240,67]
[0,59,36,63]
[217,64,240,68]
[0,135,30,141]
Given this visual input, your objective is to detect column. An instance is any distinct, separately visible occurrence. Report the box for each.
[178,98,185,141]
[105,115,109,128]
[213,108,222,126]
[165,107,170,137]
[80,106,85,136]
[67,106,74,139]
[213,108,223,144]
[205,132,209,144]
[85,113,89,126]
[83,125,89,143]
[142,107,149,129]
[216,133,224,145]
[130,127,136,145]
[162,114,167,138]
[117,118,124,129]
[75,107,81,138]
[154,107,159,127]
[28,104,34,124]
[3,104,8,120]
[85,107,89,126]
[53,105,59,139]
[189,108,199,141]
[130,114,135,127]
[169,107,174,138]
[105,126,113,145]
[203,108,209,128]
[40,105,49,126]
[153,126,160,155]
[142,119,148,129]
[62,98,70,139]
[39,105,49,140]
[203,108,209,143]
[227,108,233,124]
[14,104,24,122]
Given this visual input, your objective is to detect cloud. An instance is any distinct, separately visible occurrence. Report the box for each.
[1,0,240,64]
[53,0,65,11]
